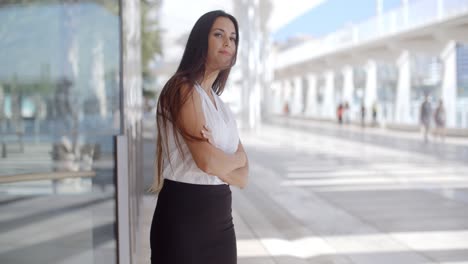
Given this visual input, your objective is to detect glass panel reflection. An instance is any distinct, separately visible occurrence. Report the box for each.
[0,1,120,263]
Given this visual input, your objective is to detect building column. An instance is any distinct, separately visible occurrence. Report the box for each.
[440,41,457,127]
[396,51,411,124]
[283,79,293,113]
[291,76,304,115]
[323,71,335,119]
[305,74,318,117]
[271,81,282,115]
[365,60,378,114]
[342,66,354,106]
[234,0,264,129]
[278,80,286,114]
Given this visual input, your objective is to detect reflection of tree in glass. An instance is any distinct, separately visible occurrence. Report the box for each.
[141,0,162,78]
[0,84,5,132]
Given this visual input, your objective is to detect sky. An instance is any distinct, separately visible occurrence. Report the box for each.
[273,0,402,42]
[158,0,325,62]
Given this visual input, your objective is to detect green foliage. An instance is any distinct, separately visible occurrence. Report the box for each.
[3,76,53,96]
[141,0,162,77]
[142,89,156,98]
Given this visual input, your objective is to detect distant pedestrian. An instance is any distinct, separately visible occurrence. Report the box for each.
[372,102,378,126]
[337,103,344,124]
[343,101,350,124]
[420,95,432,143]
[434,99,446,141]
[283,102,290,116]
[360,102,366,127]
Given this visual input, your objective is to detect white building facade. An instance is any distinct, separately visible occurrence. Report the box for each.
[270,0,468,129]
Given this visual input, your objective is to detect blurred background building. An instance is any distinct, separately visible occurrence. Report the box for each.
[149,0,468,132]
[271,0,468,132]
[1,0,468,263]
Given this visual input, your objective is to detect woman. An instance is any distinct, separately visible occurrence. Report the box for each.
[149,10,249,264]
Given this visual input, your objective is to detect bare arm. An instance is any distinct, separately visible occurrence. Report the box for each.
[178,85,246,176]
[218,141,249,189]
[201,127,249,189]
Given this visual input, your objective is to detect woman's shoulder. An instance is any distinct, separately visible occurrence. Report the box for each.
[171,79,201,102]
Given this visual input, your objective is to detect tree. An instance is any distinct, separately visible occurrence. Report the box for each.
[141,0,162,78]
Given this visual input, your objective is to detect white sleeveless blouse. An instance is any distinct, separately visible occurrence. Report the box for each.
[161,84,240,185]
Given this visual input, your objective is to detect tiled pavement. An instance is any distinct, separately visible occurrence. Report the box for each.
[2,116,468,263]
[140,118,468,264]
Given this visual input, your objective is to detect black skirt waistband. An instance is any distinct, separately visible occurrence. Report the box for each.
[162,179,230,195]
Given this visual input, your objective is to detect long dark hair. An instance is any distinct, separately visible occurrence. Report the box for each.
[150,10,239,192]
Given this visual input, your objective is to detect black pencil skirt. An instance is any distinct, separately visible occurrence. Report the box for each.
[150,179,237,264]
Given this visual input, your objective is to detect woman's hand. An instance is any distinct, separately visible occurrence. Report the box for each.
[201,125,214,145]
[201,125,248,188]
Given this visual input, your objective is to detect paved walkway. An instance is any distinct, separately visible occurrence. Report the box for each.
[140,117,468,263]
[0,190,116,264]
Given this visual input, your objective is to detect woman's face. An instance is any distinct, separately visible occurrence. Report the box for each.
[206,17,237,71]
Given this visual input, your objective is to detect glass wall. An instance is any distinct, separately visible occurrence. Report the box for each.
[408,54,443,124]
[457,44,468,98]
[456,44,468,128]
[0,1,121,263]
[377,62,397,123]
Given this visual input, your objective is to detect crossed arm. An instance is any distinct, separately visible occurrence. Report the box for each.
[217,140,249,189]
[178,85,249,188]
[202,126,249,189]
